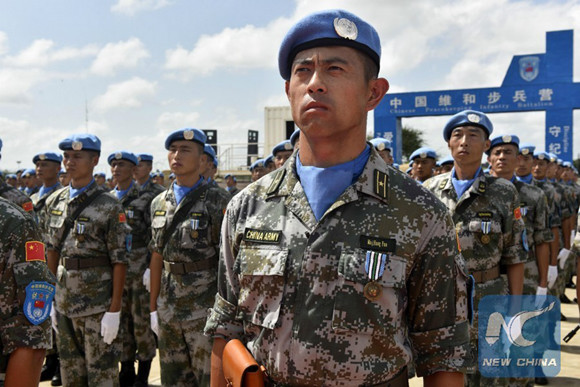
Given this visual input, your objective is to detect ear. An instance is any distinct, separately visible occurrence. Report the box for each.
[366,77,389,111]
[285,81,290,100]
[483,139,491,153]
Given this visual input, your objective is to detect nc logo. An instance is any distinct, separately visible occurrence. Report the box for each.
[485,302,555,347]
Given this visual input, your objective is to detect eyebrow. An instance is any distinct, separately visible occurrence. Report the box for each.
[292,56,350,67]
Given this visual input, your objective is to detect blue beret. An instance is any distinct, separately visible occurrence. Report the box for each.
[547,153,557,163]
[557,158,563,166]
[0,137,2,152]
[21,168,36,177]
[439,155,454,166]
[273,140,293,155]
[519,143,535,155]
[224,174,233,179]
[392,163,399,170]
[410,147,437,161]
[164,128,206,150]
[58,169,66,176]
[264,154,274,166]
[203,144,216,159]
[33,151,63,164]
[290,129,300,147]
[137,153,153,162]
[16,169,24,174]
[443,110,493,141]
[278,9,381,80]
[94,172,106,178]
[369,138,392,152]
[169,172,175,179]
[6,174,17,179]
[533,150,549,160]
[107,151,138,166]
[563,161,572,168]
[59,133,101,152]
[250,158,266,171]
[405,166,412,174]
[486,134,519,155]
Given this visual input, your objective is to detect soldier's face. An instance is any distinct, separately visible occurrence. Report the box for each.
[274,150,292,169]
[377,150,393,165]
[35,161,60,183]
[412,158,435,181]
[251,166,266,182]
[448,126,490,166]
[546,162,558,179]
[134,161,152,181]
[487,144,518,177]
[516,153,533,176]
[532,158,548,179]
[285,46,387,143]
[167,140,203,179]
[440,164,453,173]
[110,159,135,186]
[63,150,99,182]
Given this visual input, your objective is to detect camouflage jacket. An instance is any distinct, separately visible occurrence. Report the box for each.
[552,180,574,220]
[32,183,63,239]
[513,180,553,259]
[533,179,561,229]
[45,181,129,318]
[0,180,34,215]
[0,197,55,356]
[139,179,165,197]
[150,180,229,322]
[205,150,472,385]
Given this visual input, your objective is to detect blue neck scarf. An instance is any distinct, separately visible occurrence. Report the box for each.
[536,178,546,183]
[173,177,203,205]
[70,179,94,198]
[296,145,370,221]
[140,178,151,190]
[39,182,60,198]
[24,187,35,196]
[451,167,482,199]
[516,173,533,184]
[115,181,133,200]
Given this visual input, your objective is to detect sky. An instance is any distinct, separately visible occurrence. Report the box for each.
[0,0,579,175]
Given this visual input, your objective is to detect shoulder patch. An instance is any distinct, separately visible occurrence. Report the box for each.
[25,241,45,262]
[477,181,486,193]
[373,169,388,199]
[514,206,522,220]
[24,281,55,325]
[118,213,126,223]
[22,201,33,212]
[266,168,286,195]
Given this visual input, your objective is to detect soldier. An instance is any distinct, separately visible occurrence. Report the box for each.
[272,139,293,169]
[5,174,17,188]
[0,138,34,214]
[201,144,219,186]
[424,110,527,386]
[0,197,55,387]
[439,155,454,174]
[149,128,229,386]
[249,158,267,182]
[45,134,129,386]
[410,147,437,183]
[108,151,157,387]
[21,168,40,197]
[58,169,70,187]
[264,154,275,172]
[290,128,300,150]
[369,137,394,165]
[223,174,239,196]
[94,172,107,188]
[206,9,471,386]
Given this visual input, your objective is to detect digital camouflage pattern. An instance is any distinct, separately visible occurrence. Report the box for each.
[112,182,157,362]
[45,181,130,318]
[0,180,34,215]
[0,197,54,358]
[424,170,527,386]
[533,179,561,229]
[32,182,62,239]
[552,180,574,221]
[205,149,472,386]
[150,180,229,386]
[512,180,553,294]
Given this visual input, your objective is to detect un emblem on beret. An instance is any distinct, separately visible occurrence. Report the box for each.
[284,142,293,150]
[467,113,480,123]
[502,135,512,143]
[72,141,83,151]
[137,156,142,162]
[39,154,46,160]
[183,130,194,140]
[115,152,123,160]
[334,17,358,40]
[538,154,545,160]
[521,149,530,155]
[420,152,427,159]
[377,142,385,151]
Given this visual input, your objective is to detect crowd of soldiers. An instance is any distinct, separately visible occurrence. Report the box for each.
[1,8,580,387]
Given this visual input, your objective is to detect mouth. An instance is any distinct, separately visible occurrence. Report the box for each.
[304,101,328,113]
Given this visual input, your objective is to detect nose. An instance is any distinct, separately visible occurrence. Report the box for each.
[307,69,326,94]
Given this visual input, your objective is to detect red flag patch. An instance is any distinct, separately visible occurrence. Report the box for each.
[22,201,33,212]
[119,213,126,223]
[514,207,522,220]
[25,241,46,262]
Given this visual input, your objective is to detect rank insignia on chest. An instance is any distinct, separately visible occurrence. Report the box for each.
[364,250,387,301]
[373,170,388,200]
[24,281,55,325]
[477,181,486,193]
[439,179,448,190]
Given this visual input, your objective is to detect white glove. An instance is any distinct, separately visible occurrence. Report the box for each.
[536,286,547,296]
[535,286,548,308]
[558,248,571,270]
[50,302,58,334]
[547,265,558,289]
[150,311,159,336]
[100,311,121,345]
[143,268,151,292]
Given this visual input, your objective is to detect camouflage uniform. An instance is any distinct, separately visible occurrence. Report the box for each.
[0,180,34,214]
[0,197,54,376]
[205,150,472,386]
[31,183,63,234]
[424,170,527,386]
[45,180,130,386]
[113,182,158,364]
[550,180,574,297]
[512,180,553,294]
[150,180,229,386]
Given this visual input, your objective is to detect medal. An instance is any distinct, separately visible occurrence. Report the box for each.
[190,230,199,239]
[364,281,382,301]
[481,234,490,244]
[480,217,491,245]
[190,218,200,238]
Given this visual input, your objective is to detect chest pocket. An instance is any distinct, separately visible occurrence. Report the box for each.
[48,208,65,229]
[468,219,502,245]
[236,245,288,330]
[332,249,406,336]
[179,214,210,249]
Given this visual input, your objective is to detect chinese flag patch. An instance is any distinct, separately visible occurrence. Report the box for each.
[25,241,46,262]
[514,207,522,220]
[118,213,126,223]
[22,201,33,212]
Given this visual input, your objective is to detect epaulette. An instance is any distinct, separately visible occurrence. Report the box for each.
[373,169,388,200]
[266,168,287,196]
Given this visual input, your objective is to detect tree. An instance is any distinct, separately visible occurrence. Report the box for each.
[402,126,425,162]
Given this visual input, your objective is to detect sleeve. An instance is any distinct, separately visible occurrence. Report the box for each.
[204,199,245,340]
[148,196,164,255]
[534,191,553,245]
[500,188,527,266]
[406,210,473,376]
[0,219,54,354]
[106,200,130,265]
